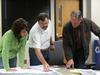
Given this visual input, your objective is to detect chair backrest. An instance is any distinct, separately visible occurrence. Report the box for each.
[92,40,100,70]
[49,40,64,65]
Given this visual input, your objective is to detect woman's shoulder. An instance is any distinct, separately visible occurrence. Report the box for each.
[2,29,14,38]
[3,29,12,35]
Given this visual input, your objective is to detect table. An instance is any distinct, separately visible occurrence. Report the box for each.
[0,65,82,75]
[1,65,98,75]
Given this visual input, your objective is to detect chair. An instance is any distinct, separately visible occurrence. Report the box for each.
[49,40,64,65]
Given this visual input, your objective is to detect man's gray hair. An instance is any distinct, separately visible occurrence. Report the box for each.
[70,10,82,20]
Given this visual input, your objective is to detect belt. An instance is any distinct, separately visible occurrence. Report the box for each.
[41,47,49,51]
[29,47,49,51]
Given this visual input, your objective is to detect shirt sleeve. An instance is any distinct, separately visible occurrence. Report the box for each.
[18,35,28,68]
[62,25,73,61]
[89,20,100,38]
[2,33,11,70]
[31,33,41,48]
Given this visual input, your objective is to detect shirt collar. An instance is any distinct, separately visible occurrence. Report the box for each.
[37,22,48,33]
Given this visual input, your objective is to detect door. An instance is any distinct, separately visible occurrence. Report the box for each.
[56,0,79,40]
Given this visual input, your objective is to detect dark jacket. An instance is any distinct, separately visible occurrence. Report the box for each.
[63,18,100,61]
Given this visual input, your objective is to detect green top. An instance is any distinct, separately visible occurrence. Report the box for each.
[0,30,27,70]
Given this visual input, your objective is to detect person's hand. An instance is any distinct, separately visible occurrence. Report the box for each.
[43,63,50,72]
[7,68,17,71]
[66,59,74,69]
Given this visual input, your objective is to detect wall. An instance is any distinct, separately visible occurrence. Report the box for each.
[50,0,55,41]
[83,0,91,19]
[91,0,100,27]
[91,0,100,41]
[0,0,2,37]
[83,0,87,18]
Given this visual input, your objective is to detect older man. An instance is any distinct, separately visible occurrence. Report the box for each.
[63,10,100,69]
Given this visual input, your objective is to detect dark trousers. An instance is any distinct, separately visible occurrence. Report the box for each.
[0,57,17,69]
[29,48,49,65]
[73,48,86,69]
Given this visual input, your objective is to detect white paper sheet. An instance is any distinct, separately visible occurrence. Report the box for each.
[70,69,100,75]
[92,70,100,75]
[0,65,62,75]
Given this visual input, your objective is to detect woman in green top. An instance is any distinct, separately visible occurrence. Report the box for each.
[0,18,28,71]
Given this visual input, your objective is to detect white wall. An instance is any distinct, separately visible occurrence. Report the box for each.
[0,0,2,37]
[50,0,55,41]
[83,0,87,18]
[91,0,100,41]
[83,0,91,19]
[91,0,100,27]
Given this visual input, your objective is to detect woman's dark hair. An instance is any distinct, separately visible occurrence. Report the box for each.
[37,12,49,21]
[11,18,28,40]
